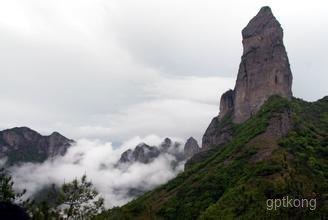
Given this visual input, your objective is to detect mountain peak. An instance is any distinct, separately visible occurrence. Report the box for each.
[184,137,200,158]
[203,6,293,149]
[259,6,272,13]
[50,131,61,136]
[159,137,172,151]
[186,137,196,142]
[106,7,328,219]
[242,6,277,39]
[234,6,292,123]
[253,6,273,20]
[0,127,73,165]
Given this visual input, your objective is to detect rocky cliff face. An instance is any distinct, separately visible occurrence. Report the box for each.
[183,137,200,158]
[118,137,199,165]
[0,127,74,165]
[159,138,173,151]
[202,6,293,149]
[202,116,233,150]
[233,6,292,123]
[119,143,160,164]
[219,89,235,119]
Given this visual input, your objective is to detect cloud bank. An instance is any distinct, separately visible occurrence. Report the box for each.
[10,137,185,207]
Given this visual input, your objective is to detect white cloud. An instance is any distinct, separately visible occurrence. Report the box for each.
[10,137,185,207]
[144,76,234,104]
[0,0,327,143]
[63,98,221,143]
[0,0,327,211]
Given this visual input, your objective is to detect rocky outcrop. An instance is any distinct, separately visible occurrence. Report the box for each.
[183,137,200,158]
[202,117,233,150]
[44,132,73,157]
[118,137,200,165]
[233,6,292,123]
[131,143,160,163]
[202,6,293,149]
[119,149,133,163]
[159,138,172,151]
[0,127,74,165]
[119,143,160,164]
[219,90,235,119]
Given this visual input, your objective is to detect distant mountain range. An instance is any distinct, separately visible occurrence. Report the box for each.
[0,127,73,166]
[118,137,200,166]
[0,126,201,170]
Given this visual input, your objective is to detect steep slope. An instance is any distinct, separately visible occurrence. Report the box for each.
[0,127,74,166]
[102,96,328,219]
[99,7,328,219]
[100,6,328,219]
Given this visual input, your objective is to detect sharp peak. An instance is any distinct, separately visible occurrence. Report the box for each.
[253,6,275,22]
[163,137,172,142]
[49,131,64,137]
[258,6,272,15]
[242,6,280,39]
[187,137,196,141]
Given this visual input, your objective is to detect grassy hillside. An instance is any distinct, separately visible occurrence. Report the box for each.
[99,96,328,219]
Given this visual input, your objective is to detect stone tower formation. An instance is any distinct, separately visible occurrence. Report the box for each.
[202,6,293,149]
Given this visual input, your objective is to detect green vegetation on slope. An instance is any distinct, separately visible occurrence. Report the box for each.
[100,96,328,219]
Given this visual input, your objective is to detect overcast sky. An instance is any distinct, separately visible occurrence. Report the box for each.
[0,0,327,144]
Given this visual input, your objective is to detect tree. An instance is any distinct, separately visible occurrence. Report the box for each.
[0,168,26,203]
[0,168,31,219]
[56,174,104,219]
[0,169,105,219]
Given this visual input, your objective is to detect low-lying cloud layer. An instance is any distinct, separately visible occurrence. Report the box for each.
[10,137,185,207]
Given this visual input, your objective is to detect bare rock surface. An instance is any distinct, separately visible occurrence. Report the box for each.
[183,137,200,158]
[202,6,293,149]
[219,89,235,119]
[233,6,292,123]
[118,137,200,165]
[202,117,233,150]
[0,127,74,165]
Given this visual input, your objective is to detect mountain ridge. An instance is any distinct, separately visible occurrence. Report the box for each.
[100,6,328,219]
[101,96,328,219]
[118,137,200,165]
[0,126,74,166]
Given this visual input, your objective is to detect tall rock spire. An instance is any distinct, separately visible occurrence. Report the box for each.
[233,6,293,123]
[202,6,293,149]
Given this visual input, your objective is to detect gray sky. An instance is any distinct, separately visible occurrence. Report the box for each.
[0,0,327,143]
